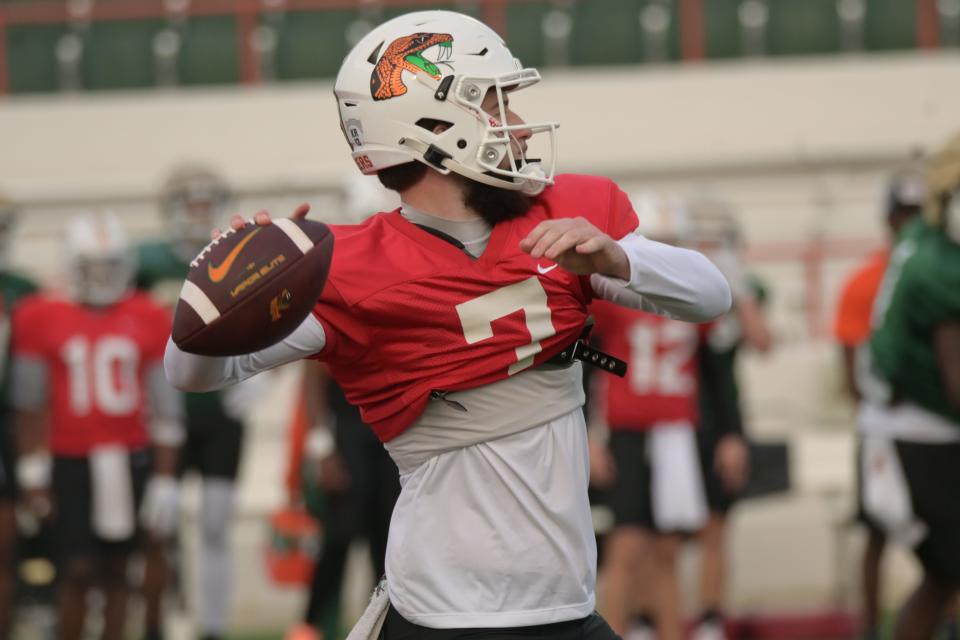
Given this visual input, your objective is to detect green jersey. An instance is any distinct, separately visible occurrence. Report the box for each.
[136,241,232,420]
[871,220,960,425]
[0,270,38,418]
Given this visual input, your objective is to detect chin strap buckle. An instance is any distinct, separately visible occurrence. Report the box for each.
[399,138,452,171]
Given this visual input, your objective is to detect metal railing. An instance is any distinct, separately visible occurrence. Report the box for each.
[0,0,948,96]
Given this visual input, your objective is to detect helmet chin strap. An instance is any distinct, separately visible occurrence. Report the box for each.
[398,137,546,195]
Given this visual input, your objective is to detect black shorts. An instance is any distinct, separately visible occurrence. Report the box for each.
[181,413,244,480]
[379,606,620,639]
[608,431,654,529]
[607,429,707,534]
[896,440,960,587]
[696,430,739,515]
[52,448,151,559]
[0,425,16,502]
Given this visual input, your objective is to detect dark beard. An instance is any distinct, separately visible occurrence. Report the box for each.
[461,177,535,226]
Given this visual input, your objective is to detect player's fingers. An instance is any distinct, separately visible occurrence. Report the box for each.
[574,235,607,254]
[291,203,311,219]
[254,210,273,226]
[520,220,566,253]
[530,230,562,259]
[544,230,587,260]
[531,227,570,259]
[229,214,247,230]
[210,227,222,240]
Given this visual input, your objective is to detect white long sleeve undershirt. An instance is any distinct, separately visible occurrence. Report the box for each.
[164,232,730,392]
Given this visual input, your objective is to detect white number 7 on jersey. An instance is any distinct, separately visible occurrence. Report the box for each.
[456,277,557,375]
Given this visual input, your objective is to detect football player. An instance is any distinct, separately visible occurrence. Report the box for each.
[833,168,924,640]
[284,362,401,640]
[166,11,731,639]
[140,165,251,640]
[687,197,772,640]
[0,195,38,637]
[592,194,711,640]
[284,178,401,640]
[865,132,960,640]
[11,213,183,640]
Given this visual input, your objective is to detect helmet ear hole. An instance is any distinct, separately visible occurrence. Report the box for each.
[414,118,453,134]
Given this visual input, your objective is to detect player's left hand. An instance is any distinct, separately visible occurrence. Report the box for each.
[715,434,750,493]
[519,217,630,279]
[140,474,181,538]
[212,203,312,239]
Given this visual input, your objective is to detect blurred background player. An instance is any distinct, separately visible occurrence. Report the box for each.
[687,197,774,640]
[0,194,37,637]
[866,131,960,640]
[833,168,924,640]
[283,362,400,640]
[10,213,182,640]
[284,176,400,640]
[593,193,710,640]
[137,164,256,640]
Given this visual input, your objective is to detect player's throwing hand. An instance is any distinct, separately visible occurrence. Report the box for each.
[520,217,630,279]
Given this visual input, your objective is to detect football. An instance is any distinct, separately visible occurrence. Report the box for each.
[172,218,334,356]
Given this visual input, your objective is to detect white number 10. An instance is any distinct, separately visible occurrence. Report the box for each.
[61,336,140,416]
[456,277,557,375]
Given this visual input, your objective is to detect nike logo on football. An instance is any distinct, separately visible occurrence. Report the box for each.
[537,263,558,275]
[208,229,261,283]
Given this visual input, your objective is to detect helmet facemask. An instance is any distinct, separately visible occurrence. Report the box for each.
[70,256,136,307]
[161,167,231,259]
[65,214,136,308]
[436,71,558,195]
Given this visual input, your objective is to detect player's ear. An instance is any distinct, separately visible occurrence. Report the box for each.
[432,123,450,135]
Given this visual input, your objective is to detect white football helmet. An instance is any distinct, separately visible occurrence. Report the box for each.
[64,213,136,307]
[334,10,558,195]
[685,194,742,251]
[631,191,692,245]
[341,173,401,223]
[161,164,231,258]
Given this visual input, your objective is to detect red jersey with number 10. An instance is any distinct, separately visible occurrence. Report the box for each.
[11,293,171,455]
[591,300,708,430]
[313,174,639,442]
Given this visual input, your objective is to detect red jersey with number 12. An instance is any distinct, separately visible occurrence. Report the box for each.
[592,300,707,430]
[11,293,171,455]
[312,174,639,442]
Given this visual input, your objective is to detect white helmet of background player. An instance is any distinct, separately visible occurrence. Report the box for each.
[631,191,692,245]
[686,195,741,252]
[64,213,136,307]
[341,174,401,223]
[161,164,231,256]
[925,130,960,245]
[334,10,558,195]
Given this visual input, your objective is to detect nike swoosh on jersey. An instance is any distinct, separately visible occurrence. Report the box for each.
[208,229,261,283]
[536,263,558,275]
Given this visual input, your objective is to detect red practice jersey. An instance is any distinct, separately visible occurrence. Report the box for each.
[591,300,707,431]
[12,292,171,456]
[313,174,639,442]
